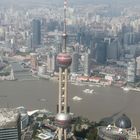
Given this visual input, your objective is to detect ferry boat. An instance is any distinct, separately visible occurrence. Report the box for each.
[72,96,82,101]
[38,73,50,80]
[89,84,101,87]
[83,89,94,94]
[122,87,130,92]
[89,84,94,87]
[71,82,85,86]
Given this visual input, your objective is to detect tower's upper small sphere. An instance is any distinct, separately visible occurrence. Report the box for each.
[62,33,67,37]
[57,53,72,68]
[55,113,71,128]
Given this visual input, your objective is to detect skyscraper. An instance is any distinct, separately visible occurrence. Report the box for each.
[47,52,57,73]
[71,52,79,73]
[32,19,41,49]
[0,108,21,140]
[136,56,140,76]
[95,42,107,64]
[127,59,136,83]
[84,52,90,76]
[105,37,120,60]
[30,53,38,70]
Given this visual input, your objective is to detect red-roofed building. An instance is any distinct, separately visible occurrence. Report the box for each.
[77,76,89,82]
[89,77,101,83]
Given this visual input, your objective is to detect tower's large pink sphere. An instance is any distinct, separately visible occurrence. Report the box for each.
[57,53,72,68]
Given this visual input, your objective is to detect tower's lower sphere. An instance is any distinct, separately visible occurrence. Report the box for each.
[57,53,72,68]
[55,113,71,128]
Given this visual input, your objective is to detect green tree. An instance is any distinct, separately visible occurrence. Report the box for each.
[86,128,98,140]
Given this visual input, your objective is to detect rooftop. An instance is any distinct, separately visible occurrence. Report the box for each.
[115,114,132,129]
[37,133,52,140]
[98,126,129,139]
[0,108,19,128]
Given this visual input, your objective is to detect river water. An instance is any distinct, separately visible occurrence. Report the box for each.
[0,79,140,129]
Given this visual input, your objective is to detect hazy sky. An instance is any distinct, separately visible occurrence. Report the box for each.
[0,0,140,7]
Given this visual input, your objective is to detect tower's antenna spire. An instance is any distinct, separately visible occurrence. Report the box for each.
[63,0,67,52]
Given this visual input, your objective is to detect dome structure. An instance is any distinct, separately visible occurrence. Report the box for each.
[55,113,71,128]
[115,114,132,129]
[56,53,72,68]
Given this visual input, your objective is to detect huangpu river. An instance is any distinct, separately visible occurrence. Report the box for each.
[0,79,140,129]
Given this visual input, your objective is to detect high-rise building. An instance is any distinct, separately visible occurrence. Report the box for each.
[136,56,140,76]
[16,106,29,130]
[71,52,79,73]
[30,53,38,70]
[95,42,107,64]
[47,52,57,73]
[52,53,58,72]
[84,52,90,76]
[0,108,21,140]
[0,27,5,41]
[127,59,136,83]
[124,32,136,46]
[40,18,47,45]
[32,19,41,49]
[73,43,80,53]
[56,43,62,54]
[106,38,120,60]
[26,31,32,49]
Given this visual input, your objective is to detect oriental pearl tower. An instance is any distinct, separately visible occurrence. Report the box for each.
[55,0,72,140]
